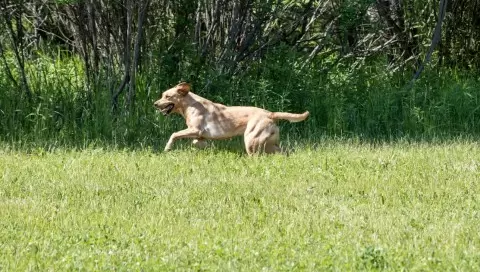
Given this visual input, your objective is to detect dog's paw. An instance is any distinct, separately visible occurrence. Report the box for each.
[192,139,208,149]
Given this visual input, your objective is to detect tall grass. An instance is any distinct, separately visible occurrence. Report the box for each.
[1,48,480,149]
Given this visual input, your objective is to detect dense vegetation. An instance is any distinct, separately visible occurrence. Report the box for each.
[1,0,480,146]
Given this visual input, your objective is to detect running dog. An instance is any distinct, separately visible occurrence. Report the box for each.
[154,82,309,155]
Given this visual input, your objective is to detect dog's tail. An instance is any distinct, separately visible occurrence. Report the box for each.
[269,111,309,123]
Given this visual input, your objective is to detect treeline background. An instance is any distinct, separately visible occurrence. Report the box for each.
[1,0,479,148]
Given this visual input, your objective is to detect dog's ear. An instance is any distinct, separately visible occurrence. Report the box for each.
[176,82,190,96]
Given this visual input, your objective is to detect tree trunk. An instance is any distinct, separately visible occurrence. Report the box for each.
[2,5,32,99]
[128,0,150,110]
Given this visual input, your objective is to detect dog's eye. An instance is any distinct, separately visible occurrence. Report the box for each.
[165,95,171,99]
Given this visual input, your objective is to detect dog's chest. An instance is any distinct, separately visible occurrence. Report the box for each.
[201,119,228,138]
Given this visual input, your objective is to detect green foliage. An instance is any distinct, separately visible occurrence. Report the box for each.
[1,48,480,148]
[1,142,479,270]
[361,246,388,270]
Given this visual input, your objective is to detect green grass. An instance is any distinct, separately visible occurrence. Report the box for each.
[1,142,480,271]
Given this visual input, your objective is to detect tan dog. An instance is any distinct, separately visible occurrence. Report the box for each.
[154,82,309,155]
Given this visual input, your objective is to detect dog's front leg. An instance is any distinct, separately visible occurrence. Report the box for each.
[192,139,207,149]
[164,128,202,151]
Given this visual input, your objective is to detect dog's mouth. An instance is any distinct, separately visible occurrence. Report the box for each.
[159,103,175,116]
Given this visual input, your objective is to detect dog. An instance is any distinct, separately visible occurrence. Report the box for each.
[154,82,309,155]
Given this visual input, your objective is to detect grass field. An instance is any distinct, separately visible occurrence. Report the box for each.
[1,141,480,271]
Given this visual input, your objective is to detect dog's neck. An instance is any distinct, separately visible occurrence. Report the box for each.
[176,92,209,118]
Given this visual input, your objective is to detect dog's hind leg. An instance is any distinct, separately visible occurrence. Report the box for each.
[244,117,280,155]
[264,126,281,154]
[265,143,281,154]
[244,133,258,155]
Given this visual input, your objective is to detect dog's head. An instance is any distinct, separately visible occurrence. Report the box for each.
[154,82,190,116]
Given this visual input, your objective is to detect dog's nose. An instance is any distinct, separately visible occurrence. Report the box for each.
[154,100,161,107]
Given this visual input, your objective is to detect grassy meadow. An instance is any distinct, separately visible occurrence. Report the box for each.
[2,2,480,270]
[1,141,479,271]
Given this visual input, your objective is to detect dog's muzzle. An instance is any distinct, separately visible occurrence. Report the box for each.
[157,103,174,116]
